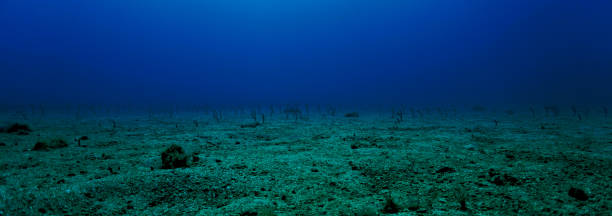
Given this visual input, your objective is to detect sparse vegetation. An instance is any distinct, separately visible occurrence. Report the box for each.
[544,105,560,116]
[0,105,610,215]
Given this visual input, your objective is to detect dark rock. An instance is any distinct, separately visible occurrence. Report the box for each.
[32,138,68,151]
[0,142,6,146]
[79,136,89,140]
[344,112,359,118]
[436,167,456,174]
[568,187,588,201]
[161,144,189,169]
[382,196,400,213]
[5,123,32,135]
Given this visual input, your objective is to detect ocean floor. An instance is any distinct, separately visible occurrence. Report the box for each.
[0,109,611,215]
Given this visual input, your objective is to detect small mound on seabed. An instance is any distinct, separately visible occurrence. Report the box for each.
[32,138,68,151]
[3,123,32,135]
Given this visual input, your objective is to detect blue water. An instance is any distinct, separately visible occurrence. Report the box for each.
[1,0,611,106]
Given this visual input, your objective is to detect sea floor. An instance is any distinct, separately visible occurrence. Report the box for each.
[0,111,611,215]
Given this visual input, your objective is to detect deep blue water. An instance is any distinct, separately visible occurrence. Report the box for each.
[1,0,611,106]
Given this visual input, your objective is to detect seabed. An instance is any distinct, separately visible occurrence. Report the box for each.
[0,106,610,215]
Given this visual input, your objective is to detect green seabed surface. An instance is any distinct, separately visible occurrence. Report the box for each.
[0,108,610,215]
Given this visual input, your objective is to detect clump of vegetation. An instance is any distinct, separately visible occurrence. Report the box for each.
[453,186,469,211]
[161,144,189,169]
[32,138,68,151]
[392,108,404,123]
[3,123,32,135]
[529,106,536,118]
[344,112,359,118]
[326,105,336,116]
[212,110,223,123]
[544,106,560,116]
[283,107,302,121]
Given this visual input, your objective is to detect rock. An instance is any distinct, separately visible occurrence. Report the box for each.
[5,123,32,135]
[568,187,588,201]
[344,112,359,118]
[33,142,49,150]
[240,122,261,128]
[436,167,456,174]
[161,144,189,169]
[32,138,68,151]
[382,196,400,213]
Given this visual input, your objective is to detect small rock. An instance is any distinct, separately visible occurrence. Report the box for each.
[5,123,32,135]
[344,112,359,118]
[32,138,68,151]
[568,187,588,201]
[436,167,456,174]
[382,196,400,213]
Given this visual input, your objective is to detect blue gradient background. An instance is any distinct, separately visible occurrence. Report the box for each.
[1,0,611,106]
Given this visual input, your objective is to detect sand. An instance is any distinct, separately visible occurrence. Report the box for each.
[0,107,610,215]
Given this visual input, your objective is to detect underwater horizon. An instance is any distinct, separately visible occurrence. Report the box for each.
[1,0,611,215]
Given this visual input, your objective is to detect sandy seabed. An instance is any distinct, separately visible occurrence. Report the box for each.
[0,109,610,215]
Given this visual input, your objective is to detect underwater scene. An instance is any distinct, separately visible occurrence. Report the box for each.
[1,1,611,215]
